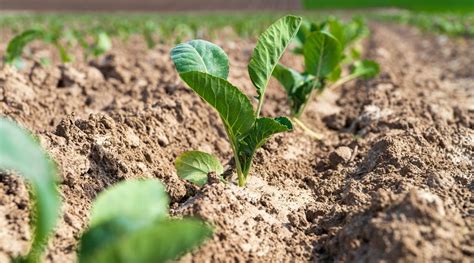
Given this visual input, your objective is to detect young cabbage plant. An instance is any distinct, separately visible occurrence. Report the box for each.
[78,179,212,263]
[171,15,302,186]
[5,29,45,67]
[292,16,372,82]
[273,17,379,139]
[143,21,158,49]
[0,118,61,263]
[274,31,342,119]
[293,16,369,63]
[90,31,112,57]
[44,26,74,64]
[5,28,75,67]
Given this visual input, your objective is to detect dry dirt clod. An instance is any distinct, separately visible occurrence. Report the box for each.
[207,172,221,185]
[329,146,352,166]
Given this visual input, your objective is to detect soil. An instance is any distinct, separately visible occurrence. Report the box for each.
[0,22,473,262]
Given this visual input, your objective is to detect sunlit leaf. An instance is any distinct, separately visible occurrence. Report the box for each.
[304,31,341,78]
[80,216,212,263]
[248,15,302,104]
[171,39,229,79]
[238,117,293,177]
[179,71,255,138]
[175,151,223,186]
[90,179,169,228]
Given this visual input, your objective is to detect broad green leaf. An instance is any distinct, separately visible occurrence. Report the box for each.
[326,18,346,48]
[272,63,306,95]
[171,40,229,79]
[0,118,60,261]
[304,31,341,78]
[352,60,380,79]
[5,29,44,63]
[79,217,138,263]
[238,117,293,177]
[79,218,212,263]
[90,179,168,228]
[248,15,302,102]
[179,71,255,138]
[175,151,224,186]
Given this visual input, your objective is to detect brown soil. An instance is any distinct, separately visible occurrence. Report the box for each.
[0,23,473,262]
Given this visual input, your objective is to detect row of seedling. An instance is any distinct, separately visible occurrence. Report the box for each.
[0,15,379,262]
[2,13,314,67]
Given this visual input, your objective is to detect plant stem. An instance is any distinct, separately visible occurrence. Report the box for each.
[256,96,264,118]
[230,142,246,186]
[223,126,246,187]
[231,144,246,186]
[296,81,320,118]
[291,117,324,140]
[237,163,245,187]
[329,73,358,90]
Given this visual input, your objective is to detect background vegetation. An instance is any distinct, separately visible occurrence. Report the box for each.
[303,0,474,11]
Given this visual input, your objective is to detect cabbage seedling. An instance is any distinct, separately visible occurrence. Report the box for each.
[5,28,75,66]
[5,29,46,66]
[273,17,380,139]
[171,15,302,186]
[78,179,212,263]
[5,27,113,66]
[0,118,61,262]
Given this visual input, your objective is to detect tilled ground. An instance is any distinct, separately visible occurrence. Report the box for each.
[0,23,473,262]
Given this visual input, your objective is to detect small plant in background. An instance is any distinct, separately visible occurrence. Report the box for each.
[142,21,158,49]
[4,27,112,67]
[78,179,212,263]
[0,118,61,263]
[5,29,46,67]
[171,15,302,187]
[272,17,380,139]
[373,11,474,37]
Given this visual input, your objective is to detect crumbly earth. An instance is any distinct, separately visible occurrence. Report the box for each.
[0,23,473,262]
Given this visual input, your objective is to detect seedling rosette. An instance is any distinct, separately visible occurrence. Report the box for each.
[171,15,302,187]
[273,17,380,139]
